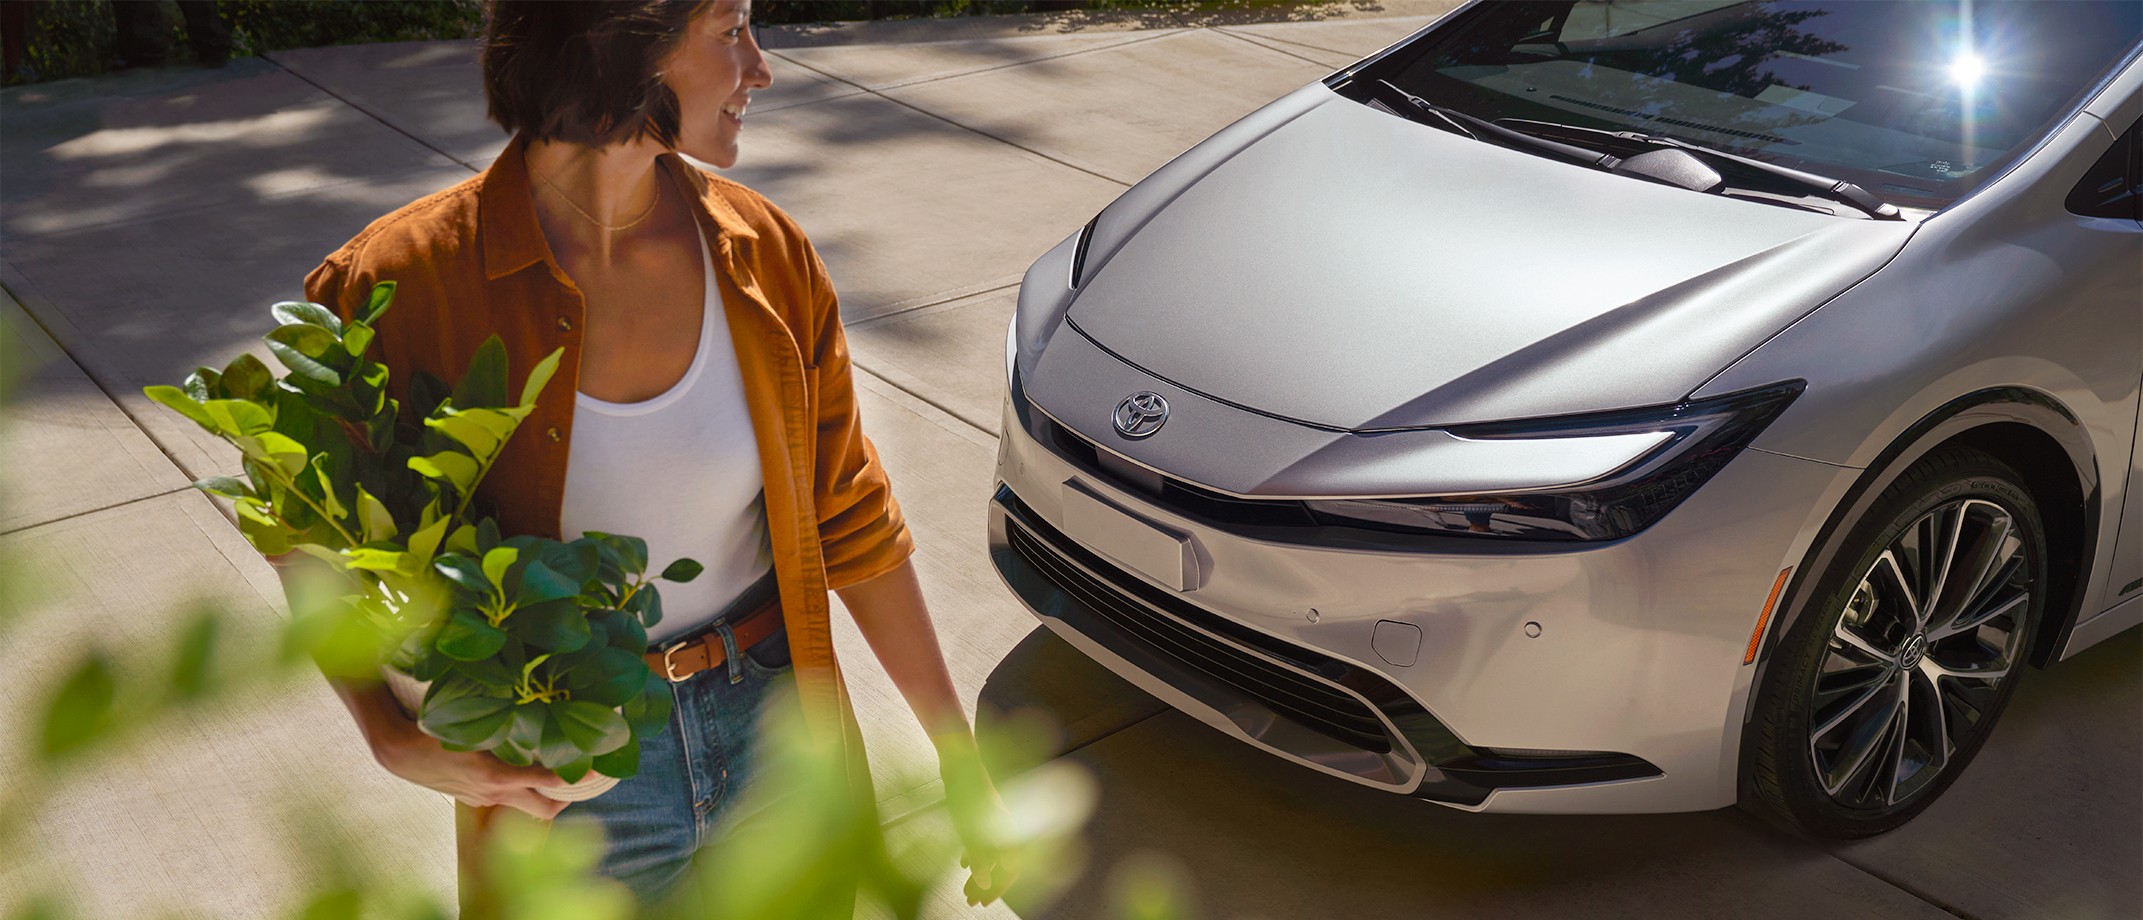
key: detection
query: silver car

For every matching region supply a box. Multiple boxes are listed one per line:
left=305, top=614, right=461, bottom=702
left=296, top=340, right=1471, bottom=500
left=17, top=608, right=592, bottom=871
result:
left=989, top=0, right=2142, bottom=837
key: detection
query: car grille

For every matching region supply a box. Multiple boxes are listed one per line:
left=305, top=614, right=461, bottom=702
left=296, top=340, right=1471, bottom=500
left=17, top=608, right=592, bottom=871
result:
left=1004, top=514, right=1396, bottom=754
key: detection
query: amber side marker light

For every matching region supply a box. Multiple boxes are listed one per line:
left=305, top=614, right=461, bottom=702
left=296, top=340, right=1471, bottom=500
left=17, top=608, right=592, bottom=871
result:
left=1745, top=567, right=1795, bottom=665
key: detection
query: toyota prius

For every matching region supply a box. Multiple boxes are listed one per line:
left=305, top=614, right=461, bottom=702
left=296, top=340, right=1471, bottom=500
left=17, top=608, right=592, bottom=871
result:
left=988, top=0, right=2142, bottom=837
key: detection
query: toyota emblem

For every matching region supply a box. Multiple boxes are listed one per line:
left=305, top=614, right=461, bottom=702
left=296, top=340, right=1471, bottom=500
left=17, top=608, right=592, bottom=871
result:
left=1112, top=391, right=1170, bottom=439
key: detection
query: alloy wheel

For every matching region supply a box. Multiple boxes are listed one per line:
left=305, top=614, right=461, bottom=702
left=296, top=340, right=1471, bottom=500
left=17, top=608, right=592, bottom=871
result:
left=1806, top=498, right=2032, bottom=810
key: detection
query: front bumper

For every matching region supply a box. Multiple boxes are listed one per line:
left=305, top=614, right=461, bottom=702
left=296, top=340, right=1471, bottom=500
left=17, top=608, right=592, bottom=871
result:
left=989, top=381, right=1847, bottom=813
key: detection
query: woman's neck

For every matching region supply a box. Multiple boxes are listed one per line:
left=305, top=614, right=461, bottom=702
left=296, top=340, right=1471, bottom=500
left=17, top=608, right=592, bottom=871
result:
left=525, top=138, right=671, bottom=265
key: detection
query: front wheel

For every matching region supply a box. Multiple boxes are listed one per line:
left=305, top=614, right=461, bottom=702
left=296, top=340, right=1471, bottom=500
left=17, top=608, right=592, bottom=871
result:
left=1744, top=447, right=2044, bottom=838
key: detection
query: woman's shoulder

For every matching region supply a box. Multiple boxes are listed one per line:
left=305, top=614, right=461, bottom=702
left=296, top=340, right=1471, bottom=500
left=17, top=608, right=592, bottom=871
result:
left=315, top=174, right=487, bottom=280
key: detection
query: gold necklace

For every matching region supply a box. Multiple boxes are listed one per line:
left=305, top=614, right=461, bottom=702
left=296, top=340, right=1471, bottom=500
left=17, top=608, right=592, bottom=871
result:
left=535, top=168, right=662, bottom=233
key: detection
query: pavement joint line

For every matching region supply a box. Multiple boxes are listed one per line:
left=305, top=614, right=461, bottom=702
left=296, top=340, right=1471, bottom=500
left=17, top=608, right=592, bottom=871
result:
left=1210, top=26, right=1351, bottom=68
left=1213, top=23, right=1386, bottom=60
left=791, top=26, right=1185, bottom=93
left=1824, top=852, right=1978, bottom=919
left=851, top=363, right=998, bottom=446
left=262, top=53, right=482, bottom=178
left=0, top=485, right=193, bottom=539
left=0, top=269, right=197, bottom=489
left=849, top=277, right=1022, bottom=330
left=765, top=48, right=1132, bottom=189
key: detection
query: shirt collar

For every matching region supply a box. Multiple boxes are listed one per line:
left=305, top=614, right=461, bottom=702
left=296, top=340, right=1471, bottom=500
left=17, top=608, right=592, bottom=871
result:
left=479, top=134, right=759, bottom=281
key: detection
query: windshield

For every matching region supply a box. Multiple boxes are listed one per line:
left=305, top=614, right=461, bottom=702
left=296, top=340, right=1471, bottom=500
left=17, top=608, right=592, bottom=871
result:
left=1348, top=1, right=2142, bottom=210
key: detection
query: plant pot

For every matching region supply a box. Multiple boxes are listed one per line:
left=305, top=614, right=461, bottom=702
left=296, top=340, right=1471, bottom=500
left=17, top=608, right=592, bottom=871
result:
left=379, top=666, right=621, bottom=802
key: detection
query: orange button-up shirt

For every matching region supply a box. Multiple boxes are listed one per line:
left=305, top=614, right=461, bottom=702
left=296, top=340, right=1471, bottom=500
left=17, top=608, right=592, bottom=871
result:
left=303, top=136, right=912, bottom=744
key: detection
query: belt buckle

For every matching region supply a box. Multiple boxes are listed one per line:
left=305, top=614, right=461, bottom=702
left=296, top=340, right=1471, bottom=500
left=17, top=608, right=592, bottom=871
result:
left=660, top=640, right=691, bottom=683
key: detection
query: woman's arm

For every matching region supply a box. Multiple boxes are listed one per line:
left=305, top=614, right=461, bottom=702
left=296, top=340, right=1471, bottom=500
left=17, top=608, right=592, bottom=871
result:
left=836, top=558, right=1015, bottom=905
left=272, top=558, right=567, bottom=818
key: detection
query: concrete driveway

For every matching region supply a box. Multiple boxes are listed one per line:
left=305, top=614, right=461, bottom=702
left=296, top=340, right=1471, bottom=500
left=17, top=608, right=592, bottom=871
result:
left=1, top=3, right=2134, bottom=917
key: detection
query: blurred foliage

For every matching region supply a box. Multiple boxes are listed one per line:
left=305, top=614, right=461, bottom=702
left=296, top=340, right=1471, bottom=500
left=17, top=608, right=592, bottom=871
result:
left=12, top=0, right=1322, bottom=83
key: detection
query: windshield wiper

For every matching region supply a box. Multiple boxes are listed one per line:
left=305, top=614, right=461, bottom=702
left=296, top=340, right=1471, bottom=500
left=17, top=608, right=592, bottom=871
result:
left=1374, top=81, right=1621, bottom=172
left=1495, top=118, right=1905, bottom=221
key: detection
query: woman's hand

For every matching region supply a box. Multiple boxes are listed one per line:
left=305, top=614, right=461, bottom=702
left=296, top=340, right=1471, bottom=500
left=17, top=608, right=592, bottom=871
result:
left=332, top=678, right=568, bottom=820
left=938, top=735, right=1019, bottom=906
left=369, top=712, right=571, bottom=820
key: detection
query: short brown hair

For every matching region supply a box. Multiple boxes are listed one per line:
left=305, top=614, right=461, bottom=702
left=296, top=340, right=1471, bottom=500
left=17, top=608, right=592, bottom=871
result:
left=482, top=0, right=714, bottom=149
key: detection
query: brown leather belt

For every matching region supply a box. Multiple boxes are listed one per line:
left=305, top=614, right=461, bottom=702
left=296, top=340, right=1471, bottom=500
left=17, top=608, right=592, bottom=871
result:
left=644, top=586, right=783, bottom=683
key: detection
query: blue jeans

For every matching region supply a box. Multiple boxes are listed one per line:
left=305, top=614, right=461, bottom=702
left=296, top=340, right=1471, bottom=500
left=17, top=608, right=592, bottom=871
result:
left=558, top=621, right=793, bottom=904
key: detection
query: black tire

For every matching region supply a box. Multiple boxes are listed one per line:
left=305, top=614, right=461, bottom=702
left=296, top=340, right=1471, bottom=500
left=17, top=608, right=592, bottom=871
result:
left=1744, top=446, right=2045, bottom=838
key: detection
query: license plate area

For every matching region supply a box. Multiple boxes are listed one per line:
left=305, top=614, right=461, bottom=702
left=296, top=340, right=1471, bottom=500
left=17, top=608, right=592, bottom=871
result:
left=1058, top=478, right=1200, bottom=591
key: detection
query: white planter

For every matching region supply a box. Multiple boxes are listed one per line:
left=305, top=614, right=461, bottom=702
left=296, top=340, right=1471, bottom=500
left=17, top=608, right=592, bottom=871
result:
left=380, top=666, right=621, bottom=803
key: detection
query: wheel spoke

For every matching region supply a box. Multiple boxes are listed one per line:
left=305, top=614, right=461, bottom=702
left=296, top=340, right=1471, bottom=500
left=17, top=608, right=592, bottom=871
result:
left=1932, top=589, right=2026, bottom=641
left=1883, top=674, right=1912, bottom=805
left=1927, top=504, right=2017, bottom=636
left=1832, top=623, right=1894, bottom=662
left=1910, top=666, right=1951, bottom=777
left=1920, top=655, right=2010, bottom=684
left=1918, top=504, right=1968, bottom=632
left=1870, top=551, right=1921, bottom=632
left=1817, top=671, right=1904, bottom=798
left=1812, top=664, right=1895, bottom=739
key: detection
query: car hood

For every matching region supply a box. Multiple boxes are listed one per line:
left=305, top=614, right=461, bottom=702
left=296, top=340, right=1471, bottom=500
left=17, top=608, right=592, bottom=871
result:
left=1065, top=87, right=1917, bottom=430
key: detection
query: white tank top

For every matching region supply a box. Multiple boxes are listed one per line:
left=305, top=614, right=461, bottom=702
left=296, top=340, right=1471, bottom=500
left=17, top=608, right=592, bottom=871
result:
left=560, top=222, right=772, bottom=644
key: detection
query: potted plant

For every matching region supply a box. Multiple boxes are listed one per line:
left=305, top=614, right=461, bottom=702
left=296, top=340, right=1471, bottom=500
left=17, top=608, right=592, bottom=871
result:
left=147, top=282, right=699, bottom=799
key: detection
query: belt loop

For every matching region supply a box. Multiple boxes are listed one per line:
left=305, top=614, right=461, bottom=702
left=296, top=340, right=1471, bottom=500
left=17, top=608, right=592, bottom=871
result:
left=716, top=620, right=744, bottom=685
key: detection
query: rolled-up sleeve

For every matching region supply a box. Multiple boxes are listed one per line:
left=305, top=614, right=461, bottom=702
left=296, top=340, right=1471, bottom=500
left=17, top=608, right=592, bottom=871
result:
left=801, top=240, right=915, bottom=590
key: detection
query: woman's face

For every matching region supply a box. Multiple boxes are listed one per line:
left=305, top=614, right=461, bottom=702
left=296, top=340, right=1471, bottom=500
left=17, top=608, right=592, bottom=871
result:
left=661, top=1, right=772, bottom=168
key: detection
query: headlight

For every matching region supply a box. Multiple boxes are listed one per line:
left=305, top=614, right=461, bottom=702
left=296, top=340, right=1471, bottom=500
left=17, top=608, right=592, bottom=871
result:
left=1012, top=215, right=1100, bottom=385
left=1303, top=381, right=1804, bottom=541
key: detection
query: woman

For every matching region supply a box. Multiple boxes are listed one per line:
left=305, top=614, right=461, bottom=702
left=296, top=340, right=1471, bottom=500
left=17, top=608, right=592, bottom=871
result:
left=296, top=0, right=1010, bottom=909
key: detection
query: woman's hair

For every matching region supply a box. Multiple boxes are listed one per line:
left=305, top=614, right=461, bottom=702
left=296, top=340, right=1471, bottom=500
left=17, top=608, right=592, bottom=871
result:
left=482, top=0, right=715, bottom=149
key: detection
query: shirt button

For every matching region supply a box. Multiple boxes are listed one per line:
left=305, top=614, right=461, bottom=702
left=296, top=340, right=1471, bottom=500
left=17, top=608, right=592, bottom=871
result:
left=556, top=316, right=573, bottom=331
left=546, top=427, right=562, bottom=442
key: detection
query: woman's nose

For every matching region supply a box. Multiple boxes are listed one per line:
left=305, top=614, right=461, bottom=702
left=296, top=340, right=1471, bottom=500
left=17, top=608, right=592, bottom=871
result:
left=744, top=30, right=774, bottom=89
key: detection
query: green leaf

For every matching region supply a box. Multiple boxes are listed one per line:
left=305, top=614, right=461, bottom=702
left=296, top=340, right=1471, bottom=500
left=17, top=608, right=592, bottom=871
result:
left=419, top=692, right=514, bottom=749
left=520, top=346, right=566, bottom=408
left=406, top=512, right=451, bottom=564
left=444, top=523, right=479, bottom=557
left=454, top=336, right=510, bottom=410
left=435, top=555, right=492, bottom=597
left=342, top=547, right=408, bottom=574
left=658, top=558, right=704, bottom=584
left=588, top=533, right=649, bottom=577
left=264, top=323, right=342, bottom=386
left=477, top=519, right=502, bottom=554
left=511, top=598, right=590, bottom=653
left=203, top=399, right=276, bottom=437
left=272, top=300, right=342, bottom=334
left=599, top=608, right=647, bottom=652
left=236, top=506, right=293, bottom=557
left=193, top=475, right=251, bottom=499
left=591, top=733, right=640, bottom=780
left=144, top=385, right=215, bottom=429
left=311, top=458, right=348, bottom=522
left=482, top=546, right=519, bottom=595
left=183, top=366, right=219, bottom=402
left=516, top=560, right=580, bottom=606
left=362, top=281, right=396, bottom=327
left=553, top=700, right=629, bottom=756
left=220, top=353, right=274, bottom=401
left=553, top=754, right=595, bottom=785
left=620, top=672, right=673, bottom=737
left=425, top=411, right=502, bottom=459
left=535, top=707, right=577, bottom=768
left=39, top=655, right=116, bottom=760
left=265, top=320, right=338, bottom=358
left=565, top=647, right=646, bottom=707
left=354, top=486, right=396, bottom=543
left=436, top=609, right=507, bottom=661
left=169, top=611, right=221, bottom=700
left=408, top=451, right=480, bottom=493
left=450, top=656, right=516, bottom=691
left=342, top=323, right=374, bottom=358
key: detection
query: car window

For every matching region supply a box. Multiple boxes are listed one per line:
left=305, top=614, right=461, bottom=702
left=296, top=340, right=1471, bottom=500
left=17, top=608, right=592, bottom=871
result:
left=1354, top=1, right=2143, bottom=211
left=2066, top=117, right=2139, bottom=221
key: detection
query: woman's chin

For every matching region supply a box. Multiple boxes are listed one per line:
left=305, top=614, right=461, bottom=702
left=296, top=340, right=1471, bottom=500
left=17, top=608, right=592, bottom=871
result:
left=679, top=138, right=741, bottom=169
